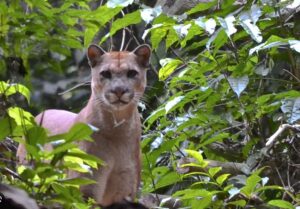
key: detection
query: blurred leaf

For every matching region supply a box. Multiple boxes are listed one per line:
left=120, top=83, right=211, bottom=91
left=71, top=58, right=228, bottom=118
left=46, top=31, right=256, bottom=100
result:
left=216, top=174, right=230, bottom=186
left=27, top=126, right=47, bottom=146
left=0, top=117, right=15, bottom=140
left=268, top=200, right=295, bottom=209
left=65, top=123, right=93, bottom=142
left=227, top=200, right=246, bottom=207
left=208, top=167, right=221, bottom=178
left=58, top=177, right=96, bottom=186
left=241, top=174, right=261, bottom=197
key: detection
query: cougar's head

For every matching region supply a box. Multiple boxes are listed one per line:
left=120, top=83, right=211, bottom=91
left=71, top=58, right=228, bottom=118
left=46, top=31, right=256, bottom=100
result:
left=87, top=44, right=151, bottom=110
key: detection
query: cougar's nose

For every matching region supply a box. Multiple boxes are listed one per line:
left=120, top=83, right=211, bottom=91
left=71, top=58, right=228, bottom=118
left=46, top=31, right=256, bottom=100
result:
left=111, top=86, right=129, bottom=98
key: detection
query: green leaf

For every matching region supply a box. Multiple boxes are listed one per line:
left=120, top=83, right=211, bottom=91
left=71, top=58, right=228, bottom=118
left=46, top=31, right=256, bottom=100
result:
left=241, top=174, right=261, bottom=197
left=166, top=28, right=179, bottom=48
left=199, top=133, right=229, bottom=147
left=227, top=200, right=246, bottom=207
left=159, top=58, right=183, bottom=81
left=86, top=5, right=122, bottom=26
left=27, top=126, right=47, bottom=146
left=65, top=123, right=93, bottom=142
left=208, top=167, right=222, bottom=178
left=185, top=149, right=208, bottom=167
left=67, top=151, right=104, bottom=165
left=58, top=177, right=96, bottom=186
left=7, top=107, right=34, bottom=126
left=216, top=173, right=230, bottom=186
left=102, top=10, right=142, bottom=43
left=0, top=117, right=15, bottom=140
left=54, top=143, right=79, bottom=155
left=19, top=168, right=36, bottom=180
left=268, top=200, right=295, bottom=209
left=51, top=182, right=78, bottom=202
left=4, top=83, right=31, bottom=103
left=144, top=107, right=165, bottom=129
left=154, top=171, right=181, bottom=191
left=150, top=25, right=169, bottom=50
left=173, top=189, right=210, bottom=199
left=84, top=23, right=98, bottom=48
left=186, top=0, right=217, bottom=15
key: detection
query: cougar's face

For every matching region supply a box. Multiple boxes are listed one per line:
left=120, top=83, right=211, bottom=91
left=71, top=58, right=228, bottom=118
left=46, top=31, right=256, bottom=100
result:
left=87, top=45, right=151, bottom=110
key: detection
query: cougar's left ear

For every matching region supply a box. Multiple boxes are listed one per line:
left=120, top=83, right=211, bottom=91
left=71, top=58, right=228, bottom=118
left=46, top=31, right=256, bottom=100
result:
left=132, top=44, right=151, bottom=68
left=87, top=44, right=106, bottom=68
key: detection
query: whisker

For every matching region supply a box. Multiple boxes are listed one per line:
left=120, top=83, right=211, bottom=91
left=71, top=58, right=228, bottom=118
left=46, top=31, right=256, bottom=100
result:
left=145, top=85, right=158, bottom=90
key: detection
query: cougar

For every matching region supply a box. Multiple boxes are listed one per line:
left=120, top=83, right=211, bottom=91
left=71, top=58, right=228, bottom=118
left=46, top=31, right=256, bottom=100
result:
left=17, top=44, right=151, bottom=206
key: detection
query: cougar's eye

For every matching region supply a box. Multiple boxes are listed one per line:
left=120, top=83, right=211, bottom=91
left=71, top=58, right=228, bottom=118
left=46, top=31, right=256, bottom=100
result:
left=127, top=70, right=138, bottom=78
left=100, top=71, right=112, bottom=79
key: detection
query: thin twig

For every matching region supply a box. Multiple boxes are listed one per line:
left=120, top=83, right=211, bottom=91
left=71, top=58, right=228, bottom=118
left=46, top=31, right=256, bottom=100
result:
left=119, top=10, right=126, bottom=51
left=58, top=81, right=91, bottom=95
left=266, top=124, right=300, bottom=147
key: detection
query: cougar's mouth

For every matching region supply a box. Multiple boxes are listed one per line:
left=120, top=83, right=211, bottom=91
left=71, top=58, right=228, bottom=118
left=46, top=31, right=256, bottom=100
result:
left=111, top=99, right=129, bottom=105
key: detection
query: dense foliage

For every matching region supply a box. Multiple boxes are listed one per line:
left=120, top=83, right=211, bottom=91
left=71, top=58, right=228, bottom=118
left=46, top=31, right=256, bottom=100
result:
left=0, top=0, right=300, bottom=208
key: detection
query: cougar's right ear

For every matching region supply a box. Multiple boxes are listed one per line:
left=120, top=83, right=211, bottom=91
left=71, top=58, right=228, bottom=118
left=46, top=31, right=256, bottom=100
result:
left=87, top=44, right=106, bottom=67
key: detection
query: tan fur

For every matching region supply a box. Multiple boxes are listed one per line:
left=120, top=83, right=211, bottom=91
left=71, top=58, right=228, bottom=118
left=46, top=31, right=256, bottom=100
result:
left=17, top=45, right=151, bottom=206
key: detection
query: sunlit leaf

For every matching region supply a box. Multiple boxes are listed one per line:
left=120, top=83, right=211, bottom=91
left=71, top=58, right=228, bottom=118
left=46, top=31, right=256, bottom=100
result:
left=173, top=24, right=191, bottom=38
left=208, top=167, right=221, bottom=178
left=165, top=96, right=185, bottom=114
left=195, top=17, right=216, bottom=35
left=281, top=98, right=300, bottom=124
left=239, top=5, right=262, bottom=43
left=216, top=174, right=230, bottom=186
left=141, top=6, right=162, bottom=24
left=107, top=0, right=134, bottom=8
left=289, top=40, right=300, bottom=53
left=159, top=58, right=183, bottom=81
left=7, top=107, right=34, bottom=126
left=218, top=15, right=237, bottom=37
left=185, top=149, right=208, bottom=167
left=4, top=83, right=30, bottom=103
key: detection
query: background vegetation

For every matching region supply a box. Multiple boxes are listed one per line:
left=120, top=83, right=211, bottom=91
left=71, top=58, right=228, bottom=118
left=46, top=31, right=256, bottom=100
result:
left=0, top=0, right=300, bottom=208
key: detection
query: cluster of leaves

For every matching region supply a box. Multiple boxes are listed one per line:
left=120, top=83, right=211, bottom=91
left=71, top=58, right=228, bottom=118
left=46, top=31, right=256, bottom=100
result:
left=0, top=81, right=102, bottom=208
left=1, top=0, right=300, bottom=208
left=140, top=0, right=300, bottom=208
